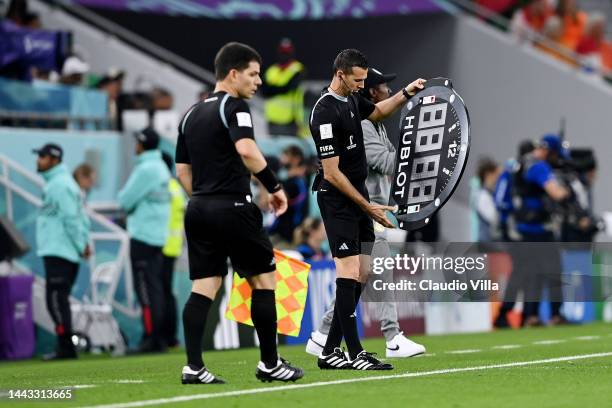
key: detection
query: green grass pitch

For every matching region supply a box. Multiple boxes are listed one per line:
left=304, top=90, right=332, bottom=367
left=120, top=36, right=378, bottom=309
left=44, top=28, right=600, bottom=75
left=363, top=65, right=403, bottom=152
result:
left=1, top=322, right=612, bottom=408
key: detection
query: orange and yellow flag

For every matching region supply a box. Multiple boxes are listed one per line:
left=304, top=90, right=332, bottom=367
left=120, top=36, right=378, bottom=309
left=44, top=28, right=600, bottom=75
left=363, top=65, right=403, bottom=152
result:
left=225, top=250, right=310, bottom=337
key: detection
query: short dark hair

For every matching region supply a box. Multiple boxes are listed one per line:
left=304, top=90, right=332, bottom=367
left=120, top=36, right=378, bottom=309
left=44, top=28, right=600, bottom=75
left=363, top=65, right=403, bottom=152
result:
left=73, top=163, right=94, bottom=180
left=518, top=140, right=535, bottom=157
left=332, top=49, right=368, bottom=76
left=214, top=42, right=262, bottom=81
left=477, top=157, right=499, bottom=184
left=282, top=145, right=304, bottom=164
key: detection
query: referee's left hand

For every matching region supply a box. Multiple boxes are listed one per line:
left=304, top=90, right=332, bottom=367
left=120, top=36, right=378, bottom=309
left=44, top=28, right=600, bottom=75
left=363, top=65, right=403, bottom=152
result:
left=367, top=204, right=396, bottom=228
left=405, top=78, right=427, bottom=96
left=269, top=189, right=288, bottom=216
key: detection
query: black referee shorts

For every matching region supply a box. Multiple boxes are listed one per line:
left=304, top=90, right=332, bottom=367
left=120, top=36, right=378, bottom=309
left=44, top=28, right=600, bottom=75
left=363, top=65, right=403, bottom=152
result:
left=184, top=195, right=276, bottom=280
left=317, top=181, right=375, bottom=258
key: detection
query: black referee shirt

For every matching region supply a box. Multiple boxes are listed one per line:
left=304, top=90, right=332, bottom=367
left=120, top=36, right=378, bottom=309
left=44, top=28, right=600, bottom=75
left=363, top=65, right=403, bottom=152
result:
left=309, top=89, right=376, bottom=187
left=175, top=91, right=255, bottom=196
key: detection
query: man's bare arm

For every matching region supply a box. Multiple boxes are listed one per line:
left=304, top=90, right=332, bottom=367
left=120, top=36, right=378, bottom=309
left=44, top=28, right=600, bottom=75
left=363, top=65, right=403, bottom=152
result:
left=368, top=78, right=426, bottom=122
left=176, top=163, right=193, bottom=197
left=544, top=180, right=570, bottom=202
left=235, top=138, right=287, bottom=216
left=234, top=138, right=267, bottom=173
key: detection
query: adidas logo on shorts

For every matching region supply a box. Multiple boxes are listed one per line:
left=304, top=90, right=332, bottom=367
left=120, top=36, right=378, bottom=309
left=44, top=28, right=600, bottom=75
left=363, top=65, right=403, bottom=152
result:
left=339, top=242, right=349, bottom=251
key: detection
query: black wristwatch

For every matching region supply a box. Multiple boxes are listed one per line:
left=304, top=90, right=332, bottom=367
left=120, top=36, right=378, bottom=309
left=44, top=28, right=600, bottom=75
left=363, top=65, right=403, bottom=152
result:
left=402, top=87, right=411, bottom=100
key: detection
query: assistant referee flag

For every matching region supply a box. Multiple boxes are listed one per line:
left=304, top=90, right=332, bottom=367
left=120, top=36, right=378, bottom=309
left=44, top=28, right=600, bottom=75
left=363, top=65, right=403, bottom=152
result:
left=225, top=250, right=310, bottom=336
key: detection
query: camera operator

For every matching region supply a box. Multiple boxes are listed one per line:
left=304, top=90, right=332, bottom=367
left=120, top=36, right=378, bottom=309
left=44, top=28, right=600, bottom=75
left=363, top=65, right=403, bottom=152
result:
left=493, top=140, right=534, bottom=328
left=554, top=149, right=600, bottom=243
left=513, top=134, right=570, bottom=326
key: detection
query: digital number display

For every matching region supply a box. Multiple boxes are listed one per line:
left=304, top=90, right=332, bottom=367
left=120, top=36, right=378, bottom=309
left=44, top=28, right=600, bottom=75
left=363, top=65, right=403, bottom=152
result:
left=391, top=78, right=470, bottom=231
left=394, top=101, right=458, bottom=205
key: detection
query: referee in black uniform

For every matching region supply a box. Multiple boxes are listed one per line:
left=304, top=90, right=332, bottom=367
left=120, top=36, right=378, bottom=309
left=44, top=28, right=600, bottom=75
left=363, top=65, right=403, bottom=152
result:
left=175, top=42, right=303, bottom=384
left=310, top=49, right=425, bottom=371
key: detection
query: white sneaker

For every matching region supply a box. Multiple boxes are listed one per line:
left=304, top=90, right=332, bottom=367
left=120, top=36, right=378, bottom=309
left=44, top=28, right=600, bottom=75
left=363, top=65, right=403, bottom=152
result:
left=305, top=330, right=327, bottom=356
left=385, top=332, right=426, bottom=358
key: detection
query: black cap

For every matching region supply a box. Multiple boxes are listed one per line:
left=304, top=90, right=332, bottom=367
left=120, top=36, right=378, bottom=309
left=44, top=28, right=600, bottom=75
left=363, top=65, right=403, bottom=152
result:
left=135, top=127, right=160, bottom=150
left=32, top=143, right=63, bottom=160
left=364, top=67, right=397, bottom=89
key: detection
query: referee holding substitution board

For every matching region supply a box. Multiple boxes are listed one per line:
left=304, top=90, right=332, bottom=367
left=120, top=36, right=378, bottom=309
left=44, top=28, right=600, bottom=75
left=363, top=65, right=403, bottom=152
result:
left=310, top=48, right=425, bottom=371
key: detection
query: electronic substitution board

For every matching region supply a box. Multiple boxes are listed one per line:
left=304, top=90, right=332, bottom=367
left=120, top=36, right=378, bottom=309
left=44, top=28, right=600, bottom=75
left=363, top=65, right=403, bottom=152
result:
left=391, top=77, right=470, bottom=231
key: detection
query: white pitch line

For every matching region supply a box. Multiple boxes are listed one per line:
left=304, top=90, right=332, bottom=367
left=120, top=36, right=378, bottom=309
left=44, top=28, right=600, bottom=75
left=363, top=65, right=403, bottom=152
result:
left=575, top=336, right=601, bottom=341
left=79, top=352, right=612, bottom=408
left=446, top=349, right=481, bottom=354
left=114, top=380, right=146, bottom=384
left=492, top=345, right=522, bottom=350
left=533, top=340, right=566, bottom=345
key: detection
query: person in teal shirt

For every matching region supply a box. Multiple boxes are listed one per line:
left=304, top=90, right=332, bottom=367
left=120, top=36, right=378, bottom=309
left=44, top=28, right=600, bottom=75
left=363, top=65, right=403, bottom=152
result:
left=118, top=127, right=170, bottom=352
left=34, top=143, right=90, bottom=360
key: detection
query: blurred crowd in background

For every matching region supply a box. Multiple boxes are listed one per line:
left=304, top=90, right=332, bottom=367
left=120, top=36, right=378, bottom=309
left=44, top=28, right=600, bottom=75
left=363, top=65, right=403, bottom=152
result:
left=6, top=0, right=612, bottom=134
left=480, top=0, right=612, bottom=75
left=1, top=0, right=177, bottom=130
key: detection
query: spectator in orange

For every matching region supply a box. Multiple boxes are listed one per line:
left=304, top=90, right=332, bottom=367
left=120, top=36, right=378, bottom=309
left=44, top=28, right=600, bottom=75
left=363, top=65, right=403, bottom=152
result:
left=600, top=42, right=612, bottom=76
left=536, top=16, right=576, bottom=65
left=555, top=0, right=587, bottom=51
left=510, top=0, right=554, bottom=42
left=576, top=13, right=605, bottom=56
left=576, top=13, right=607, bottom=72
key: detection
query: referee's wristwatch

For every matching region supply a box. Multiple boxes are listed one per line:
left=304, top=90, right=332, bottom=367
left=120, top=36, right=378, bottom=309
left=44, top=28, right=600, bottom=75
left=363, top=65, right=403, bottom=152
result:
left=402, top=87, right=412, bottom=100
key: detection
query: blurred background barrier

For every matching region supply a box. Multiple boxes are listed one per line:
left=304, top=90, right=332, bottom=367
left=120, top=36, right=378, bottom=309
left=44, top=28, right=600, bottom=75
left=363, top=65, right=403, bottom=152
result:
left=0, top=77, right=109, bottom=129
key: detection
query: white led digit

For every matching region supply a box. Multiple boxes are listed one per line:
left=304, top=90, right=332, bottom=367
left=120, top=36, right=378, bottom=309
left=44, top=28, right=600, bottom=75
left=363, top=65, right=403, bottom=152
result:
left=415, top=127, right=444, bottom=153
left=418, top=103, right=447, bottom=129
left=411, top=155, right=440, bottom=180
left=407, top=178, right=437, bottom=204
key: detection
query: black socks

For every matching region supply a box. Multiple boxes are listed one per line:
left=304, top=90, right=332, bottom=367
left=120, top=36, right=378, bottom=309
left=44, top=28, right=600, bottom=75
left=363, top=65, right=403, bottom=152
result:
left=184, top=289, right=279, bottom=370
left=355, top=281, right=362, bottom=304
left=322, top=278, right=364, bottom=360
left=323, top=306, right=343, bottom=356
left=251, top=289, right=279, bottom=369
left=182, top=292, right=212, bottom=370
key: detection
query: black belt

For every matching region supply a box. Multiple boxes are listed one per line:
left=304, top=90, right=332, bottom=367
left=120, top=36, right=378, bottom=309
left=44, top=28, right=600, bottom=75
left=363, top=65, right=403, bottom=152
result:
left=192, top=193, right=252, bottom=202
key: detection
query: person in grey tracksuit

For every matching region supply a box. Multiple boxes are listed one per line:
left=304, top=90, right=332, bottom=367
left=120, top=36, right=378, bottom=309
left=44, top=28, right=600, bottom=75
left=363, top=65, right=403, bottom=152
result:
left=309, top=67, right=425, bottom=357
